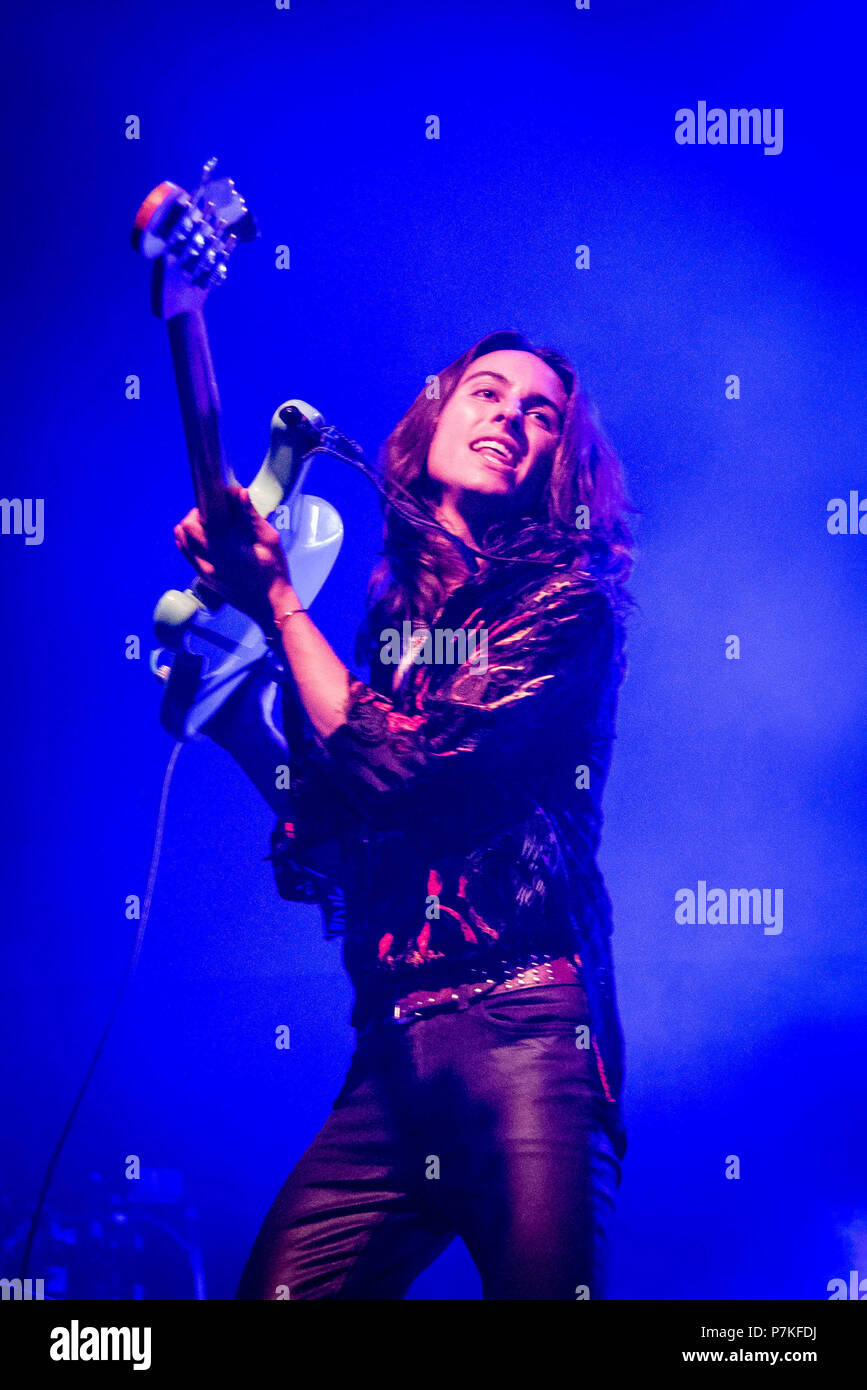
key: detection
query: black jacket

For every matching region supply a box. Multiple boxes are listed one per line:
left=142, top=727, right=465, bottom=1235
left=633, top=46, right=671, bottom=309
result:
left=268, top=531, right=629, bottom=1159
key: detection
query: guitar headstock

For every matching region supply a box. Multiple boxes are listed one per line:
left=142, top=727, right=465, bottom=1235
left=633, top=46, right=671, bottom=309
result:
left=131, top=157, right=258, bottom=319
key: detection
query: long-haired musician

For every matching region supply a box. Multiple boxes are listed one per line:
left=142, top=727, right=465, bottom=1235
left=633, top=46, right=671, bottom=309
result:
left=173, top=329, right=635, bottom=1300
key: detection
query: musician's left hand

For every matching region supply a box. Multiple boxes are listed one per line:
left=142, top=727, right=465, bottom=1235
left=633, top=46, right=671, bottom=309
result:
left=173, top=485, right=290, bottom=629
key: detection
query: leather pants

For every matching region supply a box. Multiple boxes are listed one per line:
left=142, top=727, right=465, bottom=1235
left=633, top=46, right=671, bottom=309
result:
left=236, top=982, right=622, bottom=1300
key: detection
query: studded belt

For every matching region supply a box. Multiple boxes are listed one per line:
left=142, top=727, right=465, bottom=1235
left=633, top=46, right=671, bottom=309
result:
left=389, top=953, right=583, bottom=1023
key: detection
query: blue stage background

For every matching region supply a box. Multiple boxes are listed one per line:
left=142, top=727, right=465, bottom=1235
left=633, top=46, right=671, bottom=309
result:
left=2, top=0, right=865, bottom=1299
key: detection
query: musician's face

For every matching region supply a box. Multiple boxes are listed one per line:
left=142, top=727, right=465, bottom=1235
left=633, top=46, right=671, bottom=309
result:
left=427, top=350, right=567, bottom=512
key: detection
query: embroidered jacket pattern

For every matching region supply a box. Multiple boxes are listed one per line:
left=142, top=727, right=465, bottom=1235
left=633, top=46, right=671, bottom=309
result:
left=267, top=534, right=629, bottom=1160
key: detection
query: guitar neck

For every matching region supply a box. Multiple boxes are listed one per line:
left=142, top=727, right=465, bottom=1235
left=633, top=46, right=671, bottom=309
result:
left=166, top=309, right=236, bottom=529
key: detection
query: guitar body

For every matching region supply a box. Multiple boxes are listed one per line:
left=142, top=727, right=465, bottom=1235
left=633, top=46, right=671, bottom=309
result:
left=132, top=160, right=344, bottom=741
left=152, top=486, right=342, bottom=741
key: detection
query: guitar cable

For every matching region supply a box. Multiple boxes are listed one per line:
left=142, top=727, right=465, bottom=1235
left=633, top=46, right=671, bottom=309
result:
left=309, top=427, right=562, bottom=570
left=19, top=739, right=185, bottom=1281
left=20, top=422, right=563, bottom=1281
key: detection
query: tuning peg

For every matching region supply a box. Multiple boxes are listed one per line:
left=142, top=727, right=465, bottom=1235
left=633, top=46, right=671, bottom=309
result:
left=232, top=209, right=259, bottom=243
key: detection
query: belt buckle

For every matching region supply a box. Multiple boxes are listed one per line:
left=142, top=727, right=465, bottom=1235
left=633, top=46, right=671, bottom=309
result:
left=392, top=997, right=421, bottom=1024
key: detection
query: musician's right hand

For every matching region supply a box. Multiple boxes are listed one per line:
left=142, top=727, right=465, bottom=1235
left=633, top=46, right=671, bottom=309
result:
left=173, top=485, right=290, bottom=629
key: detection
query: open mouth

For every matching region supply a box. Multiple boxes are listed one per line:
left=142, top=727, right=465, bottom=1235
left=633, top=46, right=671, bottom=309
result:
left=471, top=441, right=517, bottom=468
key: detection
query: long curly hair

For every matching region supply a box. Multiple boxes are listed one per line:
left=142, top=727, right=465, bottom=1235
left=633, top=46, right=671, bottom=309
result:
left=358, top=329, right=638, bottom=667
